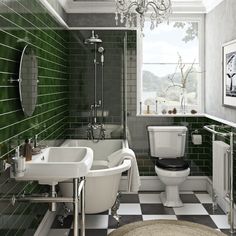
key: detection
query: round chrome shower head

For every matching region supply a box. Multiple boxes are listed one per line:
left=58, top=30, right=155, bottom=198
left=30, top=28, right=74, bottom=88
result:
left=84, top=30, right=102, bottom=44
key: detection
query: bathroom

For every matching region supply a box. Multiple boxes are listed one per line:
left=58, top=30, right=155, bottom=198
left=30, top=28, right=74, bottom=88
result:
left=0, top=0, right=236, bottom=235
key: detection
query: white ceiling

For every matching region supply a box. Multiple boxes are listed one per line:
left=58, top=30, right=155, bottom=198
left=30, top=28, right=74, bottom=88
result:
left=58, top=0, right=224, bottom=14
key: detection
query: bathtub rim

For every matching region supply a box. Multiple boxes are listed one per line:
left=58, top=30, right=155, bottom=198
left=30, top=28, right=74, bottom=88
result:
left=88, top=159, right=131, bottom=177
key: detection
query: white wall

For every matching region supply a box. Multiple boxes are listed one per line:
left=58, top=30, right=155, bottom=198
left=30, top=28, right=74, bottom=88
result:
left=205, top=0, right=236, bottom=122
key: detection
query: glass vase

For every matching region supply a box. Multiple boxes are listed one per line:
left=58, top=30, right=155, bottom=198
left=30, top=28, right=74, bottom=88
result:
left=180, top=88, right=187, bottom=114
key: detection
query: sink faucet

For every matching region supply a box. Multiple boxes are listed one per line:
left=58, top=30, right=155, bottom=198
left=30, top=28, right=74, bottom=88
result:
left=33, top=134, right=38, bottom=148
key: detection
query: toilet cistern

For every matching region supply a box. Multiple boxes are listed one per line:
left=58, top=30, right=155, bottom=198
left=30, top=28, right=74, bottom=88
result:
left=148, top=126, right=190, bottom=207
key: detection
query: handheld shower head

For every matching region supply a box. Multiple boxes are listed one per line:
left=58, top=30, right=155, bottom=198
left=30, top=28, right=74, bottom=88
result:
left=98, top=47, right=105, bottom=54
left=98, top=47, right=105, bottom=64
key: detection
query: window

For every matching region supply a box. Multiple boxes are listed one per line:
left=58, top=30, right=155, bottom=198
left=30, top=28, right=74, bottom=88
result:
left=137, top=17, right=203, bottom=115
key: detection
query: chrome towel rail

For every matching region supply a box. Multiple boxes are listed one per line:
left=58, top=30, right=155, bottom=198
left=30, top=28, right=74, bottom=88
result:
left=204, top=124, right=235, bottom=234
left=203, top=125, right=231, bottom=137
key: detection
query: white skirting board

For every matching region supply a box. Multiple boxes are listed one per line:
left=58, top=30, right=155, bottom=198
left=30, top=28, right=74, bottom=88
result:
left=119, top=176, right=212, bottom=192
left=34, top=209, right=59, bottom=236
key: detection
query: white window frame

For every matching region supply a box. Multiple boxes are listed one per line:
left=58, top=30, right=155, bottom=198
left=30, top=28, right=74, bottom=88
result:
left=136, top=14, right=205, bottom=116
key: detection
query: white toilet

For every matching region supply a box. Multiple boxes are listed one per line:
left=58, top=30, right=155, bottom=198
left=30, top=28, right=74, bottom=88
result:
left=148, top=126, right=190, bottom=207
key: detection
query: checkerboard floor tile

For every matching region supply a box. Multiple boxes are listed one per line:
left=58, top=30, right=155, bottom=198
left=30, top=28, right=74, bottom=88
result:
left=48, top=192, right=234, bottom=236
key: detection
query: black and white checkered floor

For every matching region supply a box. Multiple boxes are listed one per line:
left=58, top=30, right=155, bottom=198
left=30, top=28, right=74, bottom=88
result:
left=48, top=192, right=235, bottom=236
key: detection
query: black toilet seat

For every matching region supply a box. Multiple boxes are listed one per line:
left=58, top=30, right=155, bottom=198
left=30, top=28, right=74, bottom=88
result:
left=156, top=158, right=189, bottom=171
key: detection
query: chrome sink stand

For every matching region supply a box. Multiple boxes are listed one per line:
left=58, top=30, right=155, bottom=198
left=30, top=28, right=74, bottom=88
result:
left=73, top=177, right=85, bottom=236
left=8, top=177, right=86, bottom=236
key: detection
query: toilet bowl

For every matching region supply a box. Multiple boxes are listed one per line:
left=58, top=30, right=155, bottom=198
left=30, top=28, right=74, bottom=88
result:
left=155, top=165, right=190, bottom=207
left=148, top=126, right=190, bottom=207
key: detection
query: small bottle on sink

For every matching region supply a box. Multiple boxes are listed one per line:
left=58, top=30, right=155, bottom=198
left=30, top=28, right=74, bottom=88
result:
left=23, top=139, right=32, bottom=161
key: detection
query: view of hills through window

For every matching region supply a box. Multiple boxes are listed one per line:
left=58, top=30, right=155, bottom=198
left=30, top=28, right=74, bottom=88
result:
left=141, top=21, right=200, bottom=114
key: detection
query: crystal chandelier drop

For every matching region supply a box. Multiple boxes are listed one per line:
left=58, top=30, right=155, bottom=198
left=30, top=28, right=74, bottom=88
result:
left=115, top=0, right=172, bottom=31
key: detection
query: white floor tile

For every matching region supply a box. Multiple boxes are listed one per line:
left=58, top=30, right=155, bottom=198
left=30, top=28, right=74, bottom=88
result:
left=195, top=193, right=212, bottom=203
left=139, top=194, right=161, bottom=204
left=173, top=204, right=208, bottom=215
left=47, top=229, right=70, bottom=236
left=142, top=215, right=177, bottom=221
left=107, top=229, right=115, bottom=234
left=117, top=203, right=142, bottom=215
left=210, top=215, right=231, bottom=229
left=84, top=215, right=108, bottom=229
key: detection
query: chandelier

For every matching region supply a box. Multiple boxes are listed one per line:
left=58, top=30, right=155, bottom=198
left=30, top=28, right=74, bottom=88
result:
left=115, top=0, right=172, bottom=31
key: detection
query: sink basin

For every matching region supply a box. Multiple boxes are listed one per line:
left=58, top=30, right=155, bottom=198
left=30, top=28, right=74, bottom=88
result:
left=13, top=147, right=93, bottom=185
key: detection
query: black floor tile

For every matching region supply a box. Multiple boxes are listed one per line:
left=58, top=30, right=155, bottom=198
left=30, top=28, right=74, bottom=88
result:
left=180, top=194, right=201, bottom=203
left=69, top=229, right=107, bottom=236
left=51, top=214, right=73, bottom=228
left=177, top=215, right=217, bottom=228
left=120, top=193, right=139, bottom=203
left=49, top=192, right=229, bottom=235
left=138, top=191, right=161, bottom=194
left=141, top=204, right=175, bottom=215
left=203, top=204, right=225, bottom=215
left=108, top=215, right=142, bottom=229
left=87, top=210, right=109, bottom=215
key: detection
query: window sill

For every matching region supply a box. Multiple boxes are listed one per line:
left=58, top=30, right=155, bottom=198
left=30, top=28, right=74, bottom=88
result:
left=136, top=113, right=205, bottom=118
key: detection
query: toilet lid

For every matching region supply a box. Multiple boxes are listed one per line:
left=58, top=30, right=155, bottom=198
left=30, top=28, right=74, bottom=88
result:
left=156, top=158, right=189, bottom=171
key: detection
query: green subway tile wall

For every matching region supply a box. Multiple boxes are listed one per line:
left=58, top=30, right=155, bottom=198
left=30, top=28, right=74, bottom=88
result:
left=0, top=0, right=69, bottom=234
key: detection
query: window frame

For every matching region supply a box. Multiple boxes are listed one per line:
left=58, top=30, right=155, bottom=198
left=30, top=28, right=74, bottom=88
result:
left=136, top=14, right=205, bottom=116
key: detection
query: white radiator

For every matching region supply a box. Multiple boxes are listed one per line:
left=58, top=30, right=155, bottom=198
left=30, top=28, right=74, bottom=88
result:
left=213, top=140, right=230, bottom=210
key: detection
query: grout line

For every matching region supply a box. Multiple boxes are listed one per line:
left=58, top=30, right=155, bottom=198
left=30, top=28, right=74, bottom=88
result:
left=1, top=1, right=67, bottom=50
left=0, top=57, right=17, bottom=63
left=38, top=84, right=67, bottom=87
left=41, top=122, right=67, bottom=141
left=16, top=0, right=67, bottom=43
left=36, top=56, right=67, bottom=69
left=37, top=91, right=68, bottom=97
left=0, top=42, right=21, bottom=52
left=0, top=104, right=67, bottom=133
left=1, top=184, right=39, bottom=231
left=0, top=112, right=67, bottom=159
left=38, top=75, right=67, bottom=81
left=0, top=7, right=68, bottom=56
left=38, top=66, right=68, bottom=74
left=0, top=109, right=22, bottom=117
left=0, top=28, right=67, bottom=63
left=36, top=114, right=67, bottom=136
left=14, top=203, right=45, bottom=235
left=36, top=98, right=68, bottom=107
left=0, top=71, right=16, bottom=75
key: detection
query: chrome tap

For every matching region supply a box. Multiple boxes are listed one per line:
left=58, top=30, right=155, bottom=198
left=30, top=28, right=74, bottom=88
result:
left=33, top=134, right=38, bottom=148
left=100, top=125, right=106, bottom=140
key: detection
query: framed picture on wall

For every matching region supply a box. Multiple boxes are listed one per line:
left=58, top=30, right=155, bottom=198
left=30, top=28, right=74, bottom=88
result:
left=222, top=39, right=236, bottom=107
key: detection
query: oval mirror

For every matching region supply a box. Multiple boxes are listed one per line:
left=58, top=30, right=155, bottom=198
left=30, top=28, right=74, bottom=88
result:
left=19, top=45, right=38, bottom=117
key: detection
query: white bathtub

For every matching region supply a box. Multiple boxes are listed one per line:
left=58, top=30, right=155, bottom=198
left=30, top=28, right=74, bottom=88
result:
left=59, top=139, right=132, bottom=214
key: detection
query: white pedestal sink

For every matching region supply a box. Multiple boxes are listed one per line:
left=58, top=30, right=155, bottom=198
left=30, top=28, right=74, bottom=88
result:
left=12, top=146, right=93, bottom=236
left=14, top=147, right=93, bottom=185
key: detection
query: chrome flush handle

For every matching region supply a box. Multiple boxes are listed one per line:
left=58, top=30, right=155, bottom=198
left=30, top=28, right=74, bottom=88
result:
left=178, top=133, right=186, bottom=136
